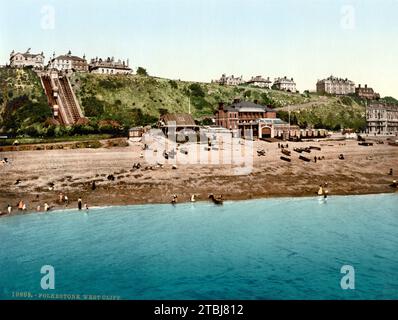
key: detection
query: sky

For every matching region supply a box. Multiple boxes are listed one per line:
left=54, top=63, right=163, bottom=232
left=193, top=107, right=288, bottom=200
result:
left=1, top=0, right=397, bottom=97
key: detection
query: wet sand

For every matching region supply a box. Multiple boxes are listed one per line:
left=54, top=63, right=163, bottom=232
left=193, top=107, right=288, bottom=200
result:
left=1, top=138, right=397, bottom=216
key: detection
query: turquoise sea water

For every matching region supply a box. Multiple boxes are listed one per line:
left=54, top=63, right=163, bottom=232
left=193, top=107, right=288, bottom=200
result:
left=0, top=194, right=397, bottom=300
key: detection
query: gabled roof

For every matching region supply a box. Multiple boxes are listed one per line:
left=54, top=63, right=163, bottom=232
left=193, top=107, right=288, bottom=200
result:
left=160, top=113, right=197, bottom=127
left=52, top=55, right=86, bottom=62
left=11, top=52, right=44, bottom=59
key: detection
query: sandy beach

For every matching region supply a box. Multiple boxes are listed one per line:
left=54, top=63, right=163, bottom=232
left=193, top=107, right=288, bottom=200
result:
left=1, top=137, right=397, bottom=216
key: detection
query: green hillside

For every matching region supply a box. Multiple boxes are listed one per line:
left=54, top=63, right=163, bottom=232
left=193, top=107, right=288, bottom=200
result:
left=0, top=67, right=51, bottom=135
left=0, top=67, right=373, bottom=138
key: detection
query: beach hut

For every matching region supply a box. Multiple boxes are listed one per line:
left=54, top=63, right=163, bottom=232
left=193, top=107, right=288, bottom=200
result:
left=129, top=127, right=144, bottom=138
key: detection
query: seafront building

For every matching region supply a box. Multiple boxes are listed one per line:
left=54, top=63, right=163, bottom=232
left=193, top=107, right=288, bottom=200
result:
left=273, top=76, right=296, bottom=92
left=89, top=57, right=132, bottom=75
left=9, top=49, right=45, bottom=69
left=215, top=99, right=276, bottom=137
left=316, top=76, right=355, bottom=95
left=366, top=102, right=398, bottom=135
left=48, top=51, right=88, bottom=72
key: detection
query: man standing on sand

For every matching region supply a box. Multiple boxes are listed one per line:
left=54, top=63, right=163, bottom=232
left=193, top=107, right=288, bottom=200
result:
left=7, top=204, right=12, bottom=214
left=78, top=197, right=82, bottom=210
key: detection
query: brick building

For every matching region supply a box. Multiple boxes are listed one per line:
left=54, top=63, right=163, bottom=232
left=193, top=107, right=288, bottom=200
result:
left=355, top=84, right=380, bottom=100
left=215, top=99, right=276, bottom=138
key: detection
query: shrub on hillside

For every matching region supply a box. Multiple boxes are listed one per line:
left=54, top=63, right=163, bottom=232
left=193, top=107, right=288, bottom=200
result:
left=188, top=83, right=205, bottom=97
left=82, top=96, right=105, bottom=117
left=137, top=67, right=148, bottom=76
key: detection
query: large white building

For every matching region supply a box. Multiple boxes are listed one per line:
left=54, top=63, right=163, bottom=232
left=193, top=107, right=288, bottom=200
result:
left=273, top=76, right=296, bottom=92
left=246, top=76, right=272, bottom=88
left=89, top=57, right=132, bottom=75
left=48, top=51, right=88, bottom=72
left=316, top=76, right=355, bottom=95
left=9, top=49, right=45, bottom=69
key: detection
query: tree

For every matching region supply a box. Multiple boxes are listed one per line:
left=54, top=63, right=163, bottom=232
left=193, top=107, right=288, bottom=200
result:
left=136, top=67, right=148, bottom=76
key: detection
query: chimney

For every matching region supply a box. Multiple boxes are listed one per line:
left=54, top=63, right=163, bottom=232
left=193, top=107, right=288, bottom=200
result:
left=233, top=98, right=240, bottom=104
left=365, top=84, right=368, bottom=88
left=358, top=84, right=361, bottom=88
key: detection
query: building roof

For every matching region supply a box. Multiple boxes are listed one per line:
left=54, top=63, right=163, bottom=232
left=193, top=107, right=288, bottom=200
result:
left=274, top=77, right=296, bottom=85
left=223, top=100, right=274, bottom=113
left=246, top=76, right=271, bottom=84
left=90, top=65, right=132, bottom=71
left=52, top=55, right=86, bottom=62
left=10, top=51, right=44, bottom=59
left=259, top=118, right=287, bottom=125
left=159, top=113, right=197, bottom=127
left=318, top=75, right=354, bottom=84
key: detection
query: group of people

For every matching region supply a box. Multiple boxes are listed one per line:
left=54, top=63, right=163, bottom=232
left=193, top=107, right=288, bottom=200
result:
left=3, top=195, right=89, bottom=216
left=5, top=200, right=51, bottom=215
left=172, top=194, right=199, bottom=205
left=278, top=143, right=289, bottom=149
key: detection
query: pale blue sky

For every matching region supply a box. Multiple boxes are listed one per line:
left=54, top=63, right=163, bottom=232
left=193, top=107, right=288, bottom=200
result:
left=1, top=0, right=397, bottom=97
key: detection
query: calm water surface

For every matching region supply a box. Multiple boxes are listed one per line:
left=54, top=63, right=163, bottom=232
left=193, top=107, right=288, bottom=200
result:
left=0, top=193, right=397, bottom=300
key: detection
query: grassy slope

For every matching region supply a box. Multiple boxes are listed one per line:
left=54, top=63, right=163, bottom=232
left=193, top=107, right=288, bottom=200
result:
left=71, top=73, right=312, bottom=119
left=0, top=67, right=46, bottom=113
left=71, top=72, right=366, bottom=130
left=0, top=68, right=367, bottom=133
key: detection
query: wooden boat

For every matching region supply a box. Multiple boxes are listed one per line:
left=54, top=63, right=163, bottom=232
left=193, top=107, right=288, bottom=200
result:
left=293, top=147, right=303, bottom=153
left=302, top=147, right=311, bottom=153
left=299, top=155, right=311, bottom=162
left=309, top=146, right=321, bottom=151
left=280, top=156, right=291, bottom=162
left=209, top=194, right=223, bottom=205
left=281, top=149, right=291, bottom=156
left=257, top=149, right=266, bottom=156
left=358, top=142, right=373, bottom=146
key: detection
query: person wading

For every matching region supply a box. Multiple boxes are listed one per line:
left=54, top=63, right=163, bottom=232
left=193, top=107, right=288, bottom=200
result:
left=78, top=197, right=82, bottom=210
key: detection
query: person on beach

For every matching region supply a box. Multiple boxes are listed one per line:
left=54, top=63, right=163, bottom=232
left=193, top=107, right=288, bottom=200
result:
left=18, top=200, right=24, bottom=210
left=44, top=203, right=50, bottom=211
left=78, top=197, right=82, bottom=210
left=64, top=195, right=69, bottom=206
left=171, top=195, right=178, bottom=205
left=37, top=205, right=41, bottom=212
left=318, top=185, right=323, bottom=196
left=59, top=192, right=64, bottom=203
left=91, top=181, right=96, bottom=191
left=389, top=168, right=393, bottom=176
left=22, top=203, right=27, bottom=211
left=191, top=194, right=196, bottom=202
left=7, top=204, right=12, bottom=214
left=84, top=203, right=89, bottom=210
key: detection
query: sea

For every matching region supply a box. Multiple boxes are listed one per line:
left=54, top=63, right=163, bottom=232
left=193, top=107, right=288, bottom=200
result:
left=0, top=193, right=397, bottom=300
